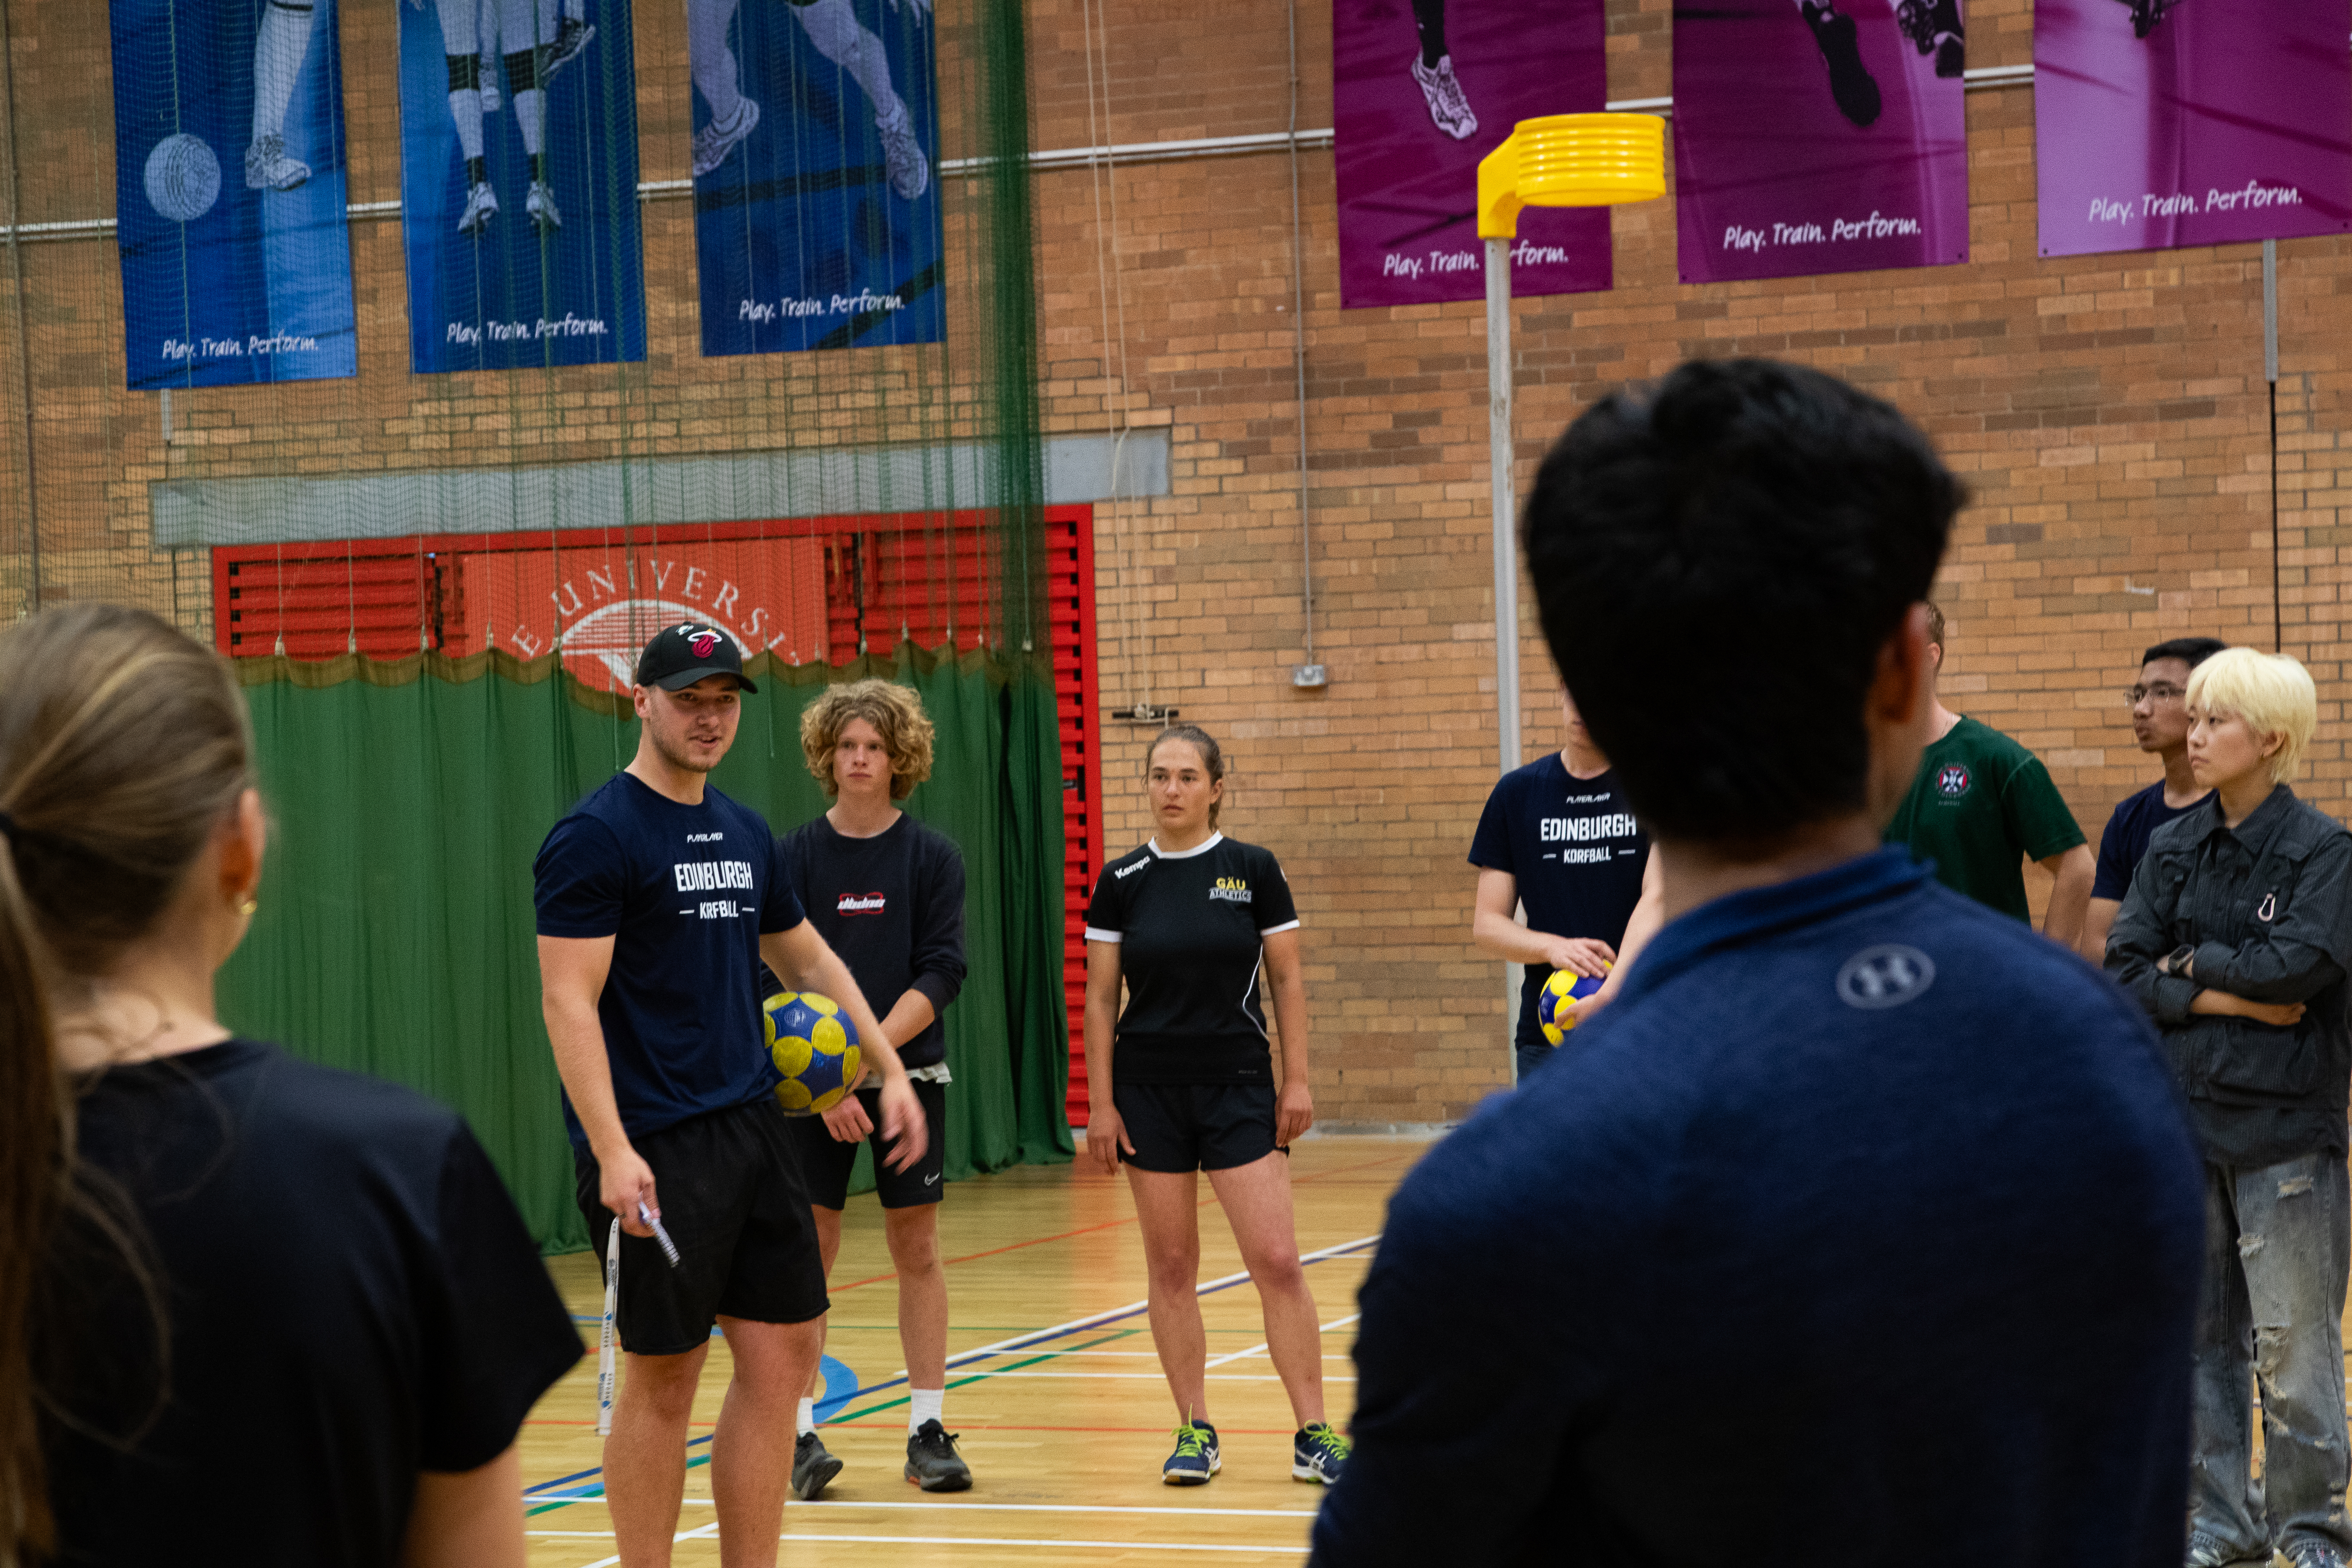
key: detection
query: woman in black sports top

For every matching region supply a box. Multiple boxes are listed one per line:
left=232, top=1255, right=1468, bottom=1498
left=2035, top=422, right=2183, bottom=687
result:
left=1082, top=724, right=1350, bottom=1490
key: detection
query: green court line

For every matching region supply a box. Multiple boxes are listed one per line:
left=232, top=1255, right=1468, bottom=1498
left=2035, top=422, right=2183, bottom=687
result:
left=820, top=1329, right=1142, bottom=1425
left=525, top=1328, right=1145, bottom=1516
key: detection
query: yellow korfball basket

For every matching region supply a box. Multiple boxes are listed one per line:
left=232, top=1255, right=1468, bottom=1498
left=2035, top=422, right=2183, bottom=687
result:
left=1477, top=113, right=1667, bottom=239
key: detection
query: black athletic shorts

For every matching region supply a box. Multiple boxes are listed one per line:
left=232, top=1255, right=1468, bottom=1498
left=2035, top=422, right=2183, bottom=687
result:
left=1113, top=1081, right=1283, bottom=1173
left=575, top=1096, right=829, bottom=1355
left=784, top=1078, right=948, bottom=1210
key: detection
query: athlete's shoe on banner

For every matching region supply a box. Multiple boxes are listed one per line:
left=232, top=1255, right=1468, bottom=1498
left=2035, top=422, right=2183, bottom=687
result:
left=541, top=16, right=596, bottom=80
left=1800, top=1, right=1881, bottom=127
left=904, top=1420, right=973, bottom=1492
left=527, top=180, right=564, bottom=231
left=1162, top=1420, right=1219, bottom=1485
left=1292, top=1422, right=1351, bottom=1486
left=1896, top=0, right=1964, bottom=77
left=1409, top=54, right=1476, bottom=141
left=791, top=1430, right=843, bottom=1501
left=457, top=180, right=499, bottom=235
left=244, top=132, right=311, bottom=192
left=878, top=106, right=928, bottom=200
left=2120, top=0, right=2186, bottom=39
left=693, top=98, right=761, bottom=178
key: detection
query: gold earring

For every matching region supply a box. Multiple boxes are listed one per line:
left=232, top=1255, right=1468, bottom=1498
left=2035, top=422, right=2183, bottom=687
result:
left=237, top=896, right=258, bottom=917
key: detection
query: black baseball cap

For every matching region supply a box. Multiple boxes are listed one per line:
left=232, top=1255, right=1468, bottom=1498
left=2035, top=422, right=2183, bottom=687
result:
left=635, top=622, right=758, bottom=693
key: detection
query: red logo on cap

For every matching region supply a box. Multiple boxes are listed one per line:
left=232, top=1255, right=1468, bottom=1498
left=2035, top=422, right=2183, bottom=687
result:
left=687, top=630, right=721, bottom=658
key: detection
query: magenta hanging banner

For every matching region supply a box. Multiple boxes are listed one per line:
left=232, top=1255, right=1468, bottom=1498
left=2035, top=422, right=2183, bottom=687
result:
left=2034, top=0, right=2352, bottom=260
left=1332, top=0, right=1611, bottom=309
left=1674, top=0, right=1969, bottom=285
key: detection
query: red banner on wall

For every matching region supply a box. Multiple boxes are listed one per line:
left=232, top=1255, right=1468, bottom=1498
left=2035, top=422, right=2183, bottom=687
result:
left=439, top=538, right=829, bottom=691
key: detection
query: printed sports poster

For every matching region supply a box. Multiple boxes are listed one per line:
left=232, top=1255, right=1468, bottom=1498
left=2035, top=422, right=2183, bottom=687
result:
left=397, top=0, right=647, bottom=372
left=687, top=0, right=945, bottom=353
left=109, top=0, right=359, bottom=389
left=1674, top=0, right=1969, bottom=285
left=2034, top=0, right=2352, bottom=259
left=1332, top=0, right=1611, bottom=309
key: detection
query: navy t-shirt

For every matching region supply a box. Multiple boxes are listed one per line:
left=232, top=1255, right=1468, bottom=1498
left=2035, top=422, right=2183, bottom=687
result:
left=2092, top=779, right=2208, bottom=900
left=1467, top=753, right=1650, bottom=1050
left=1313, top=850, right=2203, bottom=1568
left=534, top=773, right=806, bottom=1145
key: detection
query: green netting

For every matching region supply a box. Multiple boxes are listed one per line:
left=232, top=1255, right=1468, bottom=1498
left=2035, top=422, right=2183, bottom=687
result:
left=217, top=642, right=1072, bottom=1252
left=0, top=0, right=1068, bottom=1220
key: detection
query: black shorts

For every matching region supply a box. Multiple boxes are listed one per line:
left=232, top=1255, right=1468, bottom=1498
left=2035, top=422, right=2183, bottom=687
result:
left=784, top=1078, right=948, bottom=1210
left=575, top=1096, right=830, bottom=1356
left=1114, top=1081, right=1283, bottom=1173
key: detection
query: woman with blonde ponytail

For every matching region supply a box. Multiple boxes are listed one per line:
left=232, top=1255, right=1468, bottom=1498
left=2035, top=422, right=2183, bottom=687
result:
left=2, top=605, right=580, bottom=1568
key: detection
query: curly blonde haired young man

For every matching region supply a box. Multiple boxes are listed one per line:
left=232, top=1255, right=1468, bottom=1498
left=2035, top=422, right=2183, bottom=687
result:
left=773, top=679, right=973, bottom=1497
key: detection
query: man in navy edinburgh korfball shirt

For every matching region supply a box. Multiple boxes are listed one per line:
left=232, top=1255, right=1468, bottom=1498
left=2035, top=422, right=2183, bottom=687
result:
left=1470, top=689, right=1661, bottom=1081
left=1312, top=360, right=2202, bottom=1567
left=534, top=622, right=928, bottom=1568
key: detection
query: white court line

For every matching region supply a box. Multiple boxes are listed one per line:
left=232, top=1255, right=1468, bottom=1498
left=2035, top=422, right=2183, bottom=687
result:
left=575, top=1521, right=716, bottom=1568
left=1203, top=1312, right=1362, bottom=1370
left=913, top=1370, right=1356, bottom=1382
left=542, top=1498, right=1318, bottom=1520
left=568, top=1532, right=1301, bottom=1556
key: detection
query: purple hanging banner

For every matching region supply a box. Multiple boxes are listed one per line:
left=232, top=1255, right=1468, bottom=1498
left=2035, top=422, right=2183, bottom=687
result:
left=1332, top=0, right=1610, bottom=309
left=1674, top=0, right=1969, bottom=285
left=2034, top=0, right=2352, bottom=260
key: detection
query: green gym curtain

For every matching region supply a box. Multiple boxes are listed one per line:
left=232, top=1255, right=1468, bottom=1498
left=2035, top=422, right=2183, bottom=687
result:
left=216, top=645, right=1073, bottom=1252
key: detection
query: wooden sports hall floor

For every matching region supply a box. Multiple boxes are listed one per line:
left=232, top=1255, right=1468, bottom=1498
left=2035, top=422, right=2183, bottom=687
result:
left=520, top=1136, right=1430, bottom=1566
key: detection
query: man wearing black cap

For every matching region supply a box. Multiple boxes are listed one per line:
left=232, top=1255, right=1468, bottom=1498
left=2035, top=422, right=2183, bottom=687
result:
left=534, top=622, right=928, bottom=1568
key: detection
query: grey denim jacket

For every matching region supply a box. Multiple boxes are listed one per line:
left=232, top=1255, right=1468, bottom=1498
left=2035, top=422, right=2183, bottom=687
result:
left=2106, top=784, right=2352, bottom=1166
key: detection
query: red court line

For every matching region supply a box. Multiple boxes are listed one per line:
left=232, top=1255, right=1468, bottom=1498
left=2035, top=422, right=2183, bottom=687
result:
left=832, top=1153, right=1410, bottom=1294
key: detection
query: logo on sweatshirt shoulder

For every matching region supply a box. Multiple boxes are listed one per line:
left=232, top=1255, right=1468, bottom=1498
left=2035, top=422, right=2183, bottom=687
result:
left=1115, top=858, right=1151, bottom=879
left=1935, top=764, right=1972, bottom=798
left=838, top=892, right=885, bottom=916
left=1836, top=945, right=1936, bottom=1010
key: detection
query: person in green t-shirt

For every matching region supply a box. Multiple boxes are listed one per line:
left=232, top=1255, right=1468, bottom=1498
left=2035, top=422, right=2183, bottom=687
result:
left=1884, top=604, right=2093, bottom=943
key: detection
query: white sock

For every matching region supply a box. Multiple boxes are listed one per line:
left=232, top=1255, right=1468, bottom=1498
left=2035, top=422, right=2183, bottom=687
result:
left=513, top=86, right=545, bottom=156
left=908, top=1387, right=943, bottom=1433
left=447, top=89, right=485, bottom=161
left=251, top=1, right=315, bottom=144
left=796, top=1397, right=817, bottom=1438
left=793, top=0, right=905, bottom=127
left=690, top=0, right=746, bottom=125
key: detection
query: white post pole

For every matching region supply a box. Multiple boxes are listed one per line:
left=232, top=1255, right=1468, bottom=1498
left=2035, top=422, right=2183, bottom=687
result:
left=1485, top=235, right=1522, bottom=778
left=1485, top=233, right=1524, bottom=1078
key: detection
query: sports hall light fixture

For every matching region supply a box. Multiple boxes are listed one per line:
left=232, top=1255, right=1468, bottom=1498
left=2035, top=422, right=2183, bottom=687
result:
left=1476, top=114, right=1665, bottom=779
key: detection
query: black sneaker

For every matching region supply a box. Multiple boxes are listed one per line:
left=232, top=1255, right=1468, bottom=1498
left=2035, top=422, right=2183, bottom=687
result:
left=1293, top=1421, right=1350, bottom=1485
left=905, top=1419, right=973, bottom=1492
left=1162, top=1419, right=1219, bottom=1485
left=791, top=1430, right=843, bottom=1501
left=539, top=15, right=596, bottom=80
left=1800, top=2, right=1882, bottom=128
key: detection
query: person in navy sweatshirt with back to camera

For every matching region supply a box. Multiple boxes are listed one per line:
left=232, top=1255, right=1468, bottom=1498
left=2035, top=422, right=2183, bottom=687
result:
left=1311, top=358, right=2205, bottom=1568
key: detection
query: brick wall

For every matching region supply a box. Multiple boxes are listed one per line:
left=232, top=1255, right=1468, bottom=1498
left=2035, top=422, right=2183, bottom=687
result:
left=6, top=0, right=2352, bottom=1124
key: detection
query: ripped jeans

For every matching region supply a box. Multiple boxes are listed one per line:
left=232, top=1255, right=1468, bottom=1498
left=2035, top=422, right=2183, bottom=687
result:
left=2190, top=1151, right=2352, bottom=1561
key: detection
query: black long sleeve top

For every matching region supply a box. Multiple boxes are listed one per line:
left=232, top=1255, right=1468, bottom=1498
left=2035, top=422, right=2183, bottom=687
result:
left=775, top=813, right=968, bottom=1071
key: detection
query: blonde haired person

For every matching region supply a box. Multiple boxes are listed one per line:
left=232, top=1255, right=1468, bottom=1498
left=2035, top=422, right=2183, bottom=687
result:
left=2107, top=646, right=2352, bottom=1568
left=5, top=604, right=582, bottom=1568
left=775, top=679, right=972, bottom=1497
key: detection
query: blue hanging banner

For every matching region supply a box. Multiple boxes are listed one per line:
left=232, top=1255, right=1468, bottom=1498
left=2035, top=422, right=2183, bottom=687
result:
left=686, top=0, right=944, bottom=355
left=109, top=0, right=360, bottom=389
left=397, top=0, right=647, bottom=372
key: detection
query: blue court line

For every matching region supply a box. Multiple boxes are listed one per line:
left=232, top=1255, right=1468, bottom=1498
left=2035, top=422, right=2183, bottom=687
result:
left=524, top=1235, right=1381, bottom=1505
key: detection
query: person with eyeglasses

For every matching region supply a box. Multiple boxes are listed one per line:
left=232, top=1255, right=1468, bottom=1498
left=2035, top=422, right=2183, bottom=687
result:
left=2079, top=637, right=2225, bottom=962
left=1883, top=602, right=2094, bottom=946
